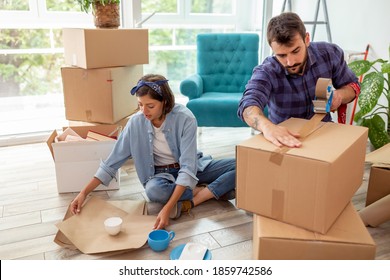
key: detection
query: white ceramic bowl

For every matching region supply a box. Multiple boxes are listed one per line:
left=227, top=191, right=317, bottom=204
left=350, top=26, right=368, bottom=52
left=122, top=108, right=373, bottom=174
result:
left=104, top=217, right=123, bottom=236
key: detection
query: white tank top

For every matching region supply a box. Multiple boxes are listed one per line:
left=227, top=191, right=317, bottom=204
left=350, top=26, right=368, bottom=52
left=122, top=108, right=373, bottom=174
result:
left=153, top=122, right=176, bottom=166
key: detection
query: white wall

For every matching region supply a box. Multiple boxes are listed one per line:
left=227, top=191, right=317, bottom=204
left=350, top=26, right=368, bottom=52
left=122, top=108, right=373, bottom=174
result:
left=292, top=0, right=389, bottom=60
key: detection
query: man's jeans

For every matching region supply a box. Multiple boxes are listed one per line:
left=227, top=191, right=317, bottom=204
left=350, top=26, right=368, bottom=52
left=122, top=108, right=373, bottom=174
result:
left=145, top=158, right=236, bottom=203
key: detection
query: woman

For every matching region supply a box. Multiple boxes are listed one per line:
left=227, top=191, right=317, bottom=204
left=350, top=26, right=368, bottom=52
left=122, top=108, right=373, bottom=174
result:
left=70, top=74, right=236, bottom=229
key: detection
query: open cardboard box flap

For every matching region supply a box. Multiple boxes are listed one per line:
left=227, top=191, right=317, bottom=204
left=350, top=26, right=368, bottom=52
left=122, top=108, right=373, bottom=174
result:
left=46, top=124, right=121, bottom=160
left=365, top=142, right=390, bottom=167
left=241, top=117, right=367, bottom=163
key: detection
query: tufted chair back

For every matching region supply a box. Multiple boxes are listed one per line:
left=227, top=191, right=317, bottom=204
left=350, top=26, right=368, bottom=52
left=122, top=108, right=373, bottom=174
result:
left=197, top=33, right=259, bottom=94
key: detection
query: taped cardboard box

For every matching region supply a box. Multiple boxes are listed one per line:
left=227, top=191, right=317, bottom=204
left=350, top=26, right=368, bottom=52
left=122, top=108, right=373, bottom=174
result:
left=61, top=65, right=142, bottom=124
left=47, top=124, right=120, bottom=193
left=253, top=202, right=376, bottom=260
left=236, top=117, right=368, bottom=234
left=63, top=28, right=149, bottom=69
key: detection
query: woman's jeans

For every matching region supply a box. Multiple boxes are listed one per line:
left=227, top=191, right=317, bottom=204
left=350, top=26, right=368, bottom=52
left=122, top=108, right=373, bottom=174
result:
left=144, top=158, right=236, bottom=203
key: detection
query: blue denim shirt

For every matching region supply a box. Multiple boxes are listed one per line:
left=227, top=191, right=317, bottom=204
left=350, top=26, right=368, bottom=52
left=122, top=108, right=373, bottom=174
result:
left=238, top=42, right=359, bottom=124
left=95, top=103, right=212, bottom=189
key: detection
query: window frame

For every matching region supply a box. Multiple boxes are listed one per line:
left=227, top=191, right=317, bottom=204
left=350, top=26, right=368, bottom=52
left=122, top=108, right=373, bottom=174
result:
left=0, top=0, right=94, bottom=29
left=0, top=0, right=265, bottom=144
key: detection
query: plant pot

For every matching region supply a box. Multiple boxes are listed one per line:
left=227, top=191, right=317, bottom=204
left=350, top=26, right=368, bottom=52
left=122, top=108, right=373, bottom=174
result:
left=93, top=2, right=120, bottom=29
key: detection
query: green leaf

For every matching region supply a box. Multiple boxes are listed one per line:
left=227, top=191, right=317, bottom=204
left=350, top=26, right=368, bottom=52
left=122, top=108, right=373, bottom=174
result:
left=382, top=62, right=390, bottom=74
left=365, top=115, right=390, bottom=149
left=348, top=60, right=371, bottom=77
left=353, top=110, right=364, bottom=122
left=357, top=72, right=385, bottom=116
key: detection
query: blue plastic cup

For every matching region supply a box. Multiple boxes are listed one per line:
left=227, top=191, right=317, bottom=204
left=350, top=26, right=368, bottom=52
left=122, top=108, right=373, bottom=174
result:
left=148, top=229, right=175, bottom=252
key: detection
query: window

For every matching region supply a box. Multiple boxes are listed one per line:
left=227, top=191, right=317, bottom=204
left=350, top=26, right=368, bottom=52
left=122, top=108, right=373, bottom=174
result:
left=141, top=0, right=260, bottom=95
left=0, top=0, right=263, bottom=143
left=0, top=0, right=92, bottom=141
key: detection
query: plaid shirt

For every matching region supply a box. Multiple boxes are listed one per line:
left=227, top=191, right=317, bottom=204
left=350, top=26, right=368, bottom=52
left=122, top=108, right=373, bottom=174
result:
left=238, top=42, right=359, bottom=124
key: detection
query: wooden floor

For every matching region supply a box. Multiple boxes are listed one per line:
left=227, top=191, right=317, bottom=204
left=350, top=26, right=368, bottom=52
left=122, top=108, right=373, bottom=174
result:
left=0, top=127, right=389, bottom=260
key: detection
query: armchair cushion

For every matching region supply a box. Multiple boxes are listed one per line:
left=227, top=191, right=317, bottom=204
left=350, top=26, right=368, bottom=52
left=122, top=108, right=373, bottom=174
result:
left=187, top=92, right=246, bottom=127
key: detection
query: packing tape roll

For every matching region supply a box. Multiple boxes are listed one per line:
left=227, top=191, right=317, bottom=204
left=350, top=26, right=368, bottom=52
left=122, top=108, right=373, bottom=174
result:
left=315, top=78, right=332, bottom=99
left=298, top=113, right=326, bottom=138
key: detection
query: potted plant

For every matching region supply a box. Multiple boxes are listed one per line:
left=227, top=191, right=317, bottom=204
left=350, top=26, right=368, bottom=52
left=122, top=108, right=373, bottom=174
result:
left=77, top=0, right=121, bottom=29
left=348, top=45, right=390, bottom=149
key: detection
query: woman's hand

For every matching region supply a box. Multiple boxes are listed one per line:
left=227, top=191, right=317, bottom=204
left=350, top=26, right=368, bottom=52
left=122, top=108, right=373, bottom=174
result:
left=70, top=191, right=87, bottom=215
left=70, top=178, right=103, bottom=215
left=154, top=205, right=172, bottom=229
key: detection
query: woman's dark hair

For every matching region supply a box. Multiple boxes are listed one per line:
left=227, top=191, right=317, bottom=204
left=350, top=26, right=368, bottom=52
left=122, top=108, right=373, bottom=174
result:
left=135, top=74, right=175, bottom=116
left=267, top=12, right=306, bottom=46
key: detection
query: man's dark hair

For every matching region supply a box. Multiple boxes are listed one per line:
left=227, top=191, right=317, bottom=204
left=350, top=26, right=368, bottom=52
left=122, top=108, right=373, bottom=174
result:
left=267, top=12, right=306, bottom=46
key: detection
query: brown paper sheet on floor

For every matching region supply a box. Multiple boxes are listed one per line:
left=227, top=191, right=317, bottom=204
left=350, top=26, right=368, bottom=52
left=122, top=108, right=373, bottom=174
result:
left=55, top=196, right=155, bottom=254
left=359, top=194, right=390, bottom=227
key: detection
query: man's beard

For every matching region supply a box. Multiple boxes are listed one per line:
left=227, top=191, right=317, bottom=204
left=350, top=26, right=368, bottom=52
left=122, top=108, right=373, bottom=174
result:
left=285, top=47, right=308, bottom=75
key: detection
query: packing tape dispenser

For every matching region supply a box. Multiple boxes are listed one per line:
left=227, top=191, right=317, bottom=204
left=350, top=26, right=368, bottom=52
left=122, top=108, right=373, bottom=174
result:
left=313, top=78, right=334, bottom=114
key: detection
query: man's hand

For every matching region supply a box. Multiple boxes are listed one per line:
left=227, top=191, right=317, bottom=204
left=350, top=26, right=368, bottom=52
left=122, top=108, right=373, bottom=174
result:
left=330, top=90, right=342, bottom=111
left=262, top=122, right=302, bottom=148
left=243, top=106, right=301, bottom=148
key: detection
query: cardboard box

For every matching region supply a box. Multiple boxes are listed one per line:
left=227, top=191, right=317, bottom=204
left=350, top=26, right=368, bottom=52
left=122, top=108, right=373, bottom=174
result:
left=236, top=117, right=368, bottom=234
left=68, top=114, right=134, bottom=129
left=366, top=165, right=390, bottom=205
left=47, top=125, right=120, bottom=193
left=63, top=28, right=149, bottom=69
left=61, top=65, right=142, bottom=124
left=360, top=194, right=390, bottom=227
left=253, top=202, right=376, bottom=260
left=360, top=143, right=390, bottom=226
left=365, top=143, right=390, bottom=206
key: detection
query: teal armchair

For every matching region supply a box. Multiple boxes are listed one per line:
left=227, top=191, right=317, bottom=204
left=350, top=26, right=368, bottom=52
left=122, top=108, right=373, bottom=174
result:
left=180, top=33, right=260, bottom=127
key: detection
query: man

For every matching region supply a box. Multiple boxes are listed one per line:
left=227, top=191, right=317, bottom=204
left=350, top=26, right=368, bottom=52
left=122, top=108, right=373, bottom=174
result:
left=237, top=12, right=359, bottom=148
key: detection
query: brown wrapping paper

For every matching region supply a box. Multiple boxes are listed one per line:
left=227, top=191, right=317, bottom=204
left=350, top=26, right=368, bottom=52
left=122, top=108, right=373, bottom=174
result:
left=55, top=197, right=155, bottom=254
left=359, top=194, right=390, bottom=227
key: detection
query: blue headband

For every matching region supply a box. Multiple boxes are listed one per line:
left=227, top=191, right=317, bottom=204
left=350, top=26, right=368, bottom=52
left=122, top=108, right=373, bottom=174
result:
left=130, top=79, right=169, bottom=96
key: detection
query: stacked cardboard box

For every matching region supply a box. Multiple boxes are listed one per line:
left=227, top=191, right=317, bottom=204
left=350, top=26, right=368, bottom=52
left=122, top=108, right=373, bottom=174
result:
left=236, top=117, right=376, bottom=259
left=61, top=28, right=148, bottom=124
left=61, top=66, right=142, bottom=124
left=47, top=28, right=149, bottom=193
